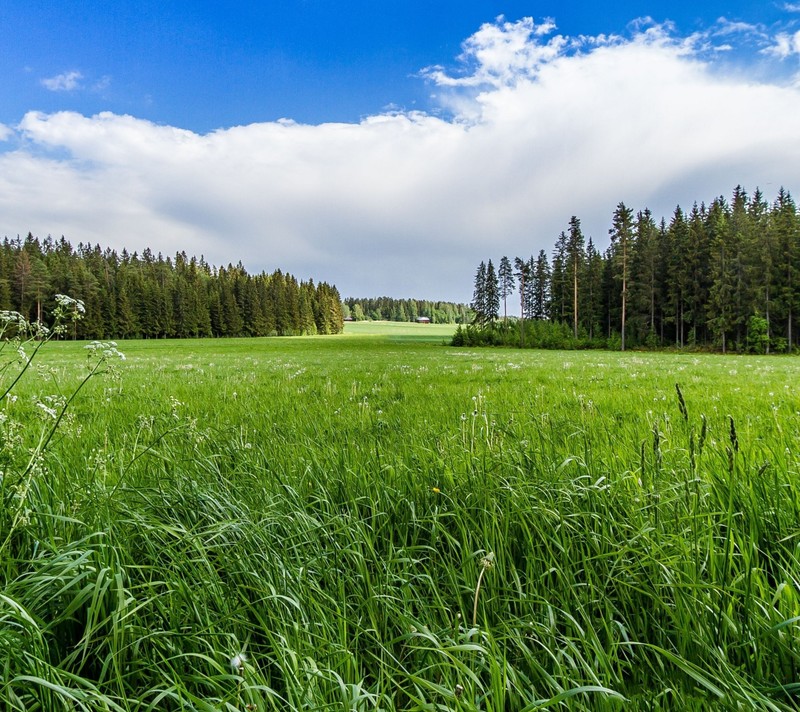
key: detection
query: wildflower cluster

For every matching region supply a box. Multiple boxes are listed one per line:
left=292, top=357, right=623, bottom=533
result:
left=84, top=341, right=126, bottom=383
left=85, top=340, right=126, bottom=362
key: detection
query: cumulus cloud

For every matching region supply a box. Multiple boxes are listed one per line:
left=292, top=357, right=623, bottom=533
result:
left=40, top=70, right=84, bottom=91
left=0, top=123, right=12, bottom=141
left=422, top=16, right=570, bottom=90
left=4, top=17, right=800, bottom=301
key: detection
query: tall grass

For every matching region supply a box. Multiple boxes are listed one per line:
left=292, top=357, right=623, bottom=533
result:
left=2, top=330, right=799, bottom=710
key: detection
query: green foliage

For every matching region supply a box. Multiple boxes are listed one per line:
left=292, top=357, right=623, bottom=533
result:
left=746, top=314, right=770, bottom=354
left=342, top=296, right=470, bottom=324
left=467, top=185, right=800, bottom=353
left=0, top=235, right=343, bottom=338
left=452, top=319, right=606, bottom=350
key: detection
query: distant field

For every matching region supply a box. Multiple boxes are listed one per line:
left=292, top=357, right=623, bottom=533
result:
left=343, top=319, right=458, bottom=340
left=3, top=333, right=800, bottom=710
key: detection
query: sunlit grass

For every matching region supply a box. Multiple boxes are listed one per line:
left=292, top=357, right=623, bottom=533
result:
left=343, top=320, right=458, bottom=341
left=2, top=332, right=800, bottom=710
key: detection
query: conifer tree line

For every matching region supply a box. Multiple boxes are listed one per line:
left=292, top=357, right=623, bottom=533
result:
left=342, top=296, right=471, bottom=324
left=465, top=186, right=800, bottom=353
left=0, top=234, right=344, bottom=338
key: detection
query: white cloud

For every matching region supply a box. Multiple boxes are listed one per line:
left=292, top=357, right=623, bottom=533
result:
left=4, top=17, right=800, bottom=302
left=784, top=3, right=800, bottom=12
left=712, top=18, right=762, bottom=37
left=422, top=17, right=569, bottom=89
left=765, top=30, right=800, bottom=58
left=534, top=18, right=557, bottom=36
left=40, top=70, right=83, bottom=92
left=0, top=124, right=12, bottom=141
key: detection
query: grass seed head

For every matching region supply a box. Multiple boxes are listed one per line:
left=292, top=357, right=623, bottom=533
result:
left=230, top=652, right=247, bottom=673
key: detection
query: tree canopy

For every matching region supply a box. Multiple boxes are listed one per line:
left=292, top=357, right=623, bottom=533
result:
left=465, top=186, right=800, bottom=353
left=0, top=235, right=343, bottom=338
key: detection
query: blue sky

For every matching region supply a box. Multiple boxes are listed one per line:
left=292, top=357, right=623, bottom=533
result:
left=1, top=2, right=800, bottom=300
left=1, top=1, right=794, bottom=129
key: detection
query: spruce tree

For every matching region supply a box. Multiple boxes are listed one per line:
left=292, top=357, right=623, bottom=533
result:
left=498, top=255, right=514, bottom=324
left=514, top=257, right=529, bottom=346
left=485, top=259, right=500, bottom=326
left=584, top=238, right=604, bottom=341
left=772, top=188, right=800, bottom=351
left=666, top=207, right=690, bottom=347
left=609, top=202, right=634, bottom=350
left=566, top=216, right=585, bottom=339
left=471, top=261, right=487, bottom=326
left=747, top=189, right=772, bottom=351
left=707, top=197, right=737, bottom=352
left=532, top=251, right=550, bottom=320
left=630, top=209, right=660, bottom=344
left=550, top=232, right=568, bottom=323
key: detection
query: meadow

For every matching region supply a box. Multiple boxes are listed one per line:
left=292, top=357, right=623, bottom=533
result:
left=2, top=320, right=800, bottom=710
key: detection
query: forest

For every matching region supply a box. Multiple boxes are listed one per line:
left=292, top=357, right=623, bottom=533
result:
left=342, top=296, right=471, bottom=324
left=466, top=186, right=800, bottom=353
left=0, top=236, right=344, bottom=338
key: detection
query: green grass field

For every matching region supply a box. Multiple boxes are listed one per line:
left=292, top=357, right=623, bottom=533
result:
left=343, top=320, right=458, bottom=341
left=2, top=326, right=800, bottom=710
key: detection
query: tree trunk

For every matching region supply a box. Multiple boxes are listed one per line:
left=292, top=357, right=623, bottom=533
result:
left=519, top=276, right=525, bottom=348
left=573, top=268, right=578, bottom=339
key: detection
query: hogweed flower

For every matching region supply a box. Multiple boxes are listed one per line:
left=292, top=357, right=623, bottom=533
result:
left=0, top=310, right=26, bottom=324
left=54, top=294, right=86, bottom=315
left=85, top=340, right=126, bottom=361
left=35, top=401, right=58, bottom=420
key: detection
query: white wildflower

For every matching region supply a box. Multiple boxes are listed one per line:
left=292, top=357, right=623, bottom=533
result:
left=54, top=294, right=86, bottom=314
left=230, top=652, right=247, bottom=673
left=36, top=402, right=58, bottom=420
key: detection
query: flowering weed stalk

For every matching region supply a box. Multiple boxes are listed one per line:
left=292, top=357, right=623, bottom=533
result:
left=0, top=298, right=124, bottom=558
left=473, top=551, right=494, bottom=627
